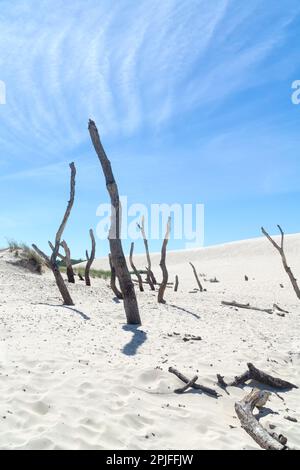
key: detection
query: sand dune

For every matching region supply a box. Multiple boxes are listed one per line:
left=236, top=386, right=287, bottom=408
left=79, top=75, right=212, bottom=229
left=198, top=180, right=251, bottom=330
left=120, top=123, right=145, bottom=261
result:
left=0, top=235, right=299, bottom=450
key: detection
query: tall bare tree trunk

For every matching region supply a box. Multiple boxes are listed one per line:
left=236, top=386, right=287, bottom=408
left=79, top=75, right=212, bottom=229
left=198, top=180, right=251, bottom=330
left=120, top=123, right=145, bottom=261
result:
left=88, top=119, right=141, bottom=324
left=137, top=216, right=157, bottom=285
left=129, top=242, right=144, bottom=292
left=158, top=217, right=171, bottom=304
left=262, top=225, right=300, bottom=300
left=85, top=229, right=96, bottom=286
left=32, top=163, right=76, bottom=306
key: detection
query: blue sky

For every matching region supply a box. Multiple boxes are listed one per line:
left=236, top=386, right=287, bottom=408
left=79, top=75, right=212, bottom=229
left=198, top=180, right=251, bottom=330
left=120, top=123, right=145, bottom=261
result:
left=0, top=0, right=300, bottom=258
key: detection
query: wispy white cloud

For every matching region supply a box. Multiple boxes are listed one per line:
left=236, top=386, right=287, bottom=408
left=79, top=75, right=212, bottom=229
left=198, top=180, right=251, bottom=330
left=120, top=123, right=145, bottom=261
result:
left=0, top=0, right=299, bottom=166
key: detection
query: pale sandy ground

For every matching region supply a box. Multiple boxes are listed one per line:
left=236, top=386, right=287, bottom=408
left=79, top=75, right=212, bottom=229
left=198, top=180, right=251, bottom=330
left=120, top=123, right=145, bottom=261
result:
left=0, top=234, right=299, bottom=450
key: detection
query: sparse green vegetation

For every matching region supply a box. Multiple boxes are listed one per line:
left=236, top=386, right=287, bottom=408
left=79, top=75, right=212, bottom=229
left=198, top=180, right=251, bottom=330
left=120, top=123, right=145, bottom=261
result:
left=6, top=239, right=44, bottom=274
left=61, top=266, right=111, bottom=280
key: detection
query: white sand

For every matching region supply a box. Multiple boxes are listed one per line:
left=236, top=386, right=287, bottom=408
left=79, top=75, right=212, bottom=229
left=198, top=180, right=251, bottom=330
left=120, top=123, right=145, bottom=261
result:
left=0, top=235, right=299, bottom=450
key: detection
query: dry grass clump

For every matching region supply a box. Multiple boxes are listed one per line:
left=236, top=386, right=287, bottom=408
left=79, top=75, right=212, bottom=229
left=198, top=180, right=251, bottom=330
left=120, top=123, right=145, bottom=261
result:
left=6, top=239, right=44, bottom=274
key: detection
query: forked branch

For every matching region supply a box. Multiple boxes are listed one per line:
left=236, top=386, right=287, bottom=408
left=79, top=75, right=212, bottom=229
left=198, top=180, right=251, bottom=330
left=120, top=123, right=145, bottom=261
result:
left=32, top=163, right=76, bottom=305
left=262, top=225, right=300, bottom=300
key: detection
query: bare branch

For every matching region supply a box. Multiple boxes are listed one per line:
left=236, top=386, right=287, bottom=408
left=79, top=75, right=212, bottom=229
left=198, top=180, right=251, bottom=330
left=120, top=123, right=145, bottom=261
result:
left=158, top=216, right=171, bottom=304
left=137, top=216, right=157, bottom=286
left=51, top=162, right=76, bottom=265
left=108, top=253, right=123, bottom=300
left=129, top=242, right=144, bottom=292
left=168, top=367, right=219, bottom=398
left=61, top=240, right=75, bottom=284
left=262, top=226, right=300, bottom=300
left=189, top=262, right=203, bottom=292
left=85, top=229, right=96, bottom=286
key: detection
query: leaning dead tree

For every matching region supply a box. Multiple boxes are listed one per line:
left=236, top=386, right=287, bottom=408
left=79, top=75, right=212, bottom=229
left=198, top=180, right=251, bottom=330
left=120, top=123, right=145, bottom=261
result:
left=48, top=240, right=75, bottom=284
left=235, top=388, right=288, bottom=450
left=85, top=229, right=96, bottom=286
left=262, top=225, right=300, bottom=300
left=189, top=262, right=203, bottom=292
left=137, top=216, right=157, bottom=287
left=88, top=119, right=141, bottom=324
left=129, top=242, right=144, bottom=292
left=158, top=217, right=171, bottom=304
left=32, top=163, right=76, bottom=306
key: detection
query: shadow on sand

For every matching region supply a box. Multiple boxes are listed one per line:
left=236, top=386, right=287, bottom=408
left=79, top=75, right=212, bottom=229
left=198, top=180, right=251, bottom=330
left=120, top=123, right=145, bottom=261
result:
left=33, top=302, right=90, bottom=320
left=169, top=304, right=200, bottom=320
left=122, top=325, right=147, bottom=356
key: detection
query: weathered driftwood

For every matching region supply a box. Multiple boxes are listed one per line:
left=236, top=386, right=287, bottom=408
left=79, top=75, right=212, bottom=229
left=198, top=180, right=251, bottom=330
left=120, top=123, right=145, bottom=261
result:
left=235, top=388, right=288, bottom=450
left=168, top=367, right=219, bottom=398
left=189, top=262, right=203, bottom=292
left=137, top=216, right=156, bottom=286
left=174, top=275, right=179, bottom=292
left=32, top=163, right=76, bottom=306
left=108, top=253, right=123, bottom=300
left=221, top=300, right=273, bottom=314
left=262, top=225, right=300, bottom=301
left=129, top=242, right=144, bottom=292
left=158, top=217, right=171, bottom=304
left=88, top=120, right=141, bottom=324
left=85, top=229, right=96, bottom=286
left=174, top=375, right=198, bottom=394
left=218, top=362, right=298, bottom=390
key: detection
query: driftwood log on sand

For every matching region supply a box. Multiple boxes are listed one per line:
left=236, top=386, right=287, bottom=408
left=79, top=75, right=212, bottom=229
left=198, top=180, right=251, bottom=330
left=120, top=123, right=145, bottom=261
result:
left=168, top=367, right=220, bottom=398
left=235, top=388, right=288, bottom=450
left=217, top=362, right=298, bottom=390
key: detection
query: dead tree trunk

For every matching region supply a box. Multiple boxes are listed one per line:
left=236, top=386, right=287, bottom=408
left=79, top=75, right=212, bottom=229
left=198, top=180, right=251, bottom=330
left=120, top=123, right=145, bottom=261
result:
left=32, top=163, right=76, bottom=306
left=48, top=240, right=75, bottom=284
left=88, top=119, right=141, bottom=324
left=262, top=225, right=300, bottom=300
left=108, top=253, right=123, bottom=299
left=146, top=267, right=155, bottom=290
left=174, top=275, right=179, bottom=292
left=158, top=217, right=171, bottom=304
left=189, top=262, right=203, bottom=292
left=61, top=240, right=75, bottom=283
left=137, top=216, right=157, bottom=285
left=235, top=388, right=288, bottom=450
left=129, top=242, right=144, bottom=292
left=85, top=229, right=96, bottom=286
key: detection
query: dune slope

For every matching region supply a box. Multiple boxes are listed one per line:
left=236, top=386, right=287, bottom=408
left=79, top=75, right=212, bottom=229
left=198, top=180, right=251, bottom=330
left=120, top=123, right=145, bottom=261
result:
left=0, top=235, right=300, bottom=450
